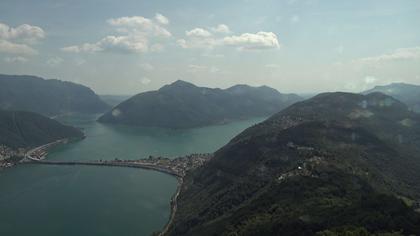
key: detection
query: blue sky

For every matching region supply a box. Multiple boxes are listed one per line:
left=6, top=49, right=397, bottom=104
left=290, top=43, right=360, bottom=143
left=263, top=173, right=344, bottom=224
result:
left=0, top=0, right=419, bottom=95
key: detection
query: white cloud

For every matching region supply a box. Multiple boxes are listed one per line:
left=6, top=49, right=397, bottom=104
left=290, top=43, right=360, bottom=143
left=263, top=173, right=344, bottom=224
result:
left=211, top=24, right=231, bottom=34
left=0, top=22, right=45, bottom=43
left=46, top=56, right=64, bottom=66
left=177, top=38, right=218, bottom=49
left=179, top=26, right=280, bottom=51
left=141, top=77, right=151, bottom=85
left=61, top=43, right=102, bottom=53
left=62, top=14, right=171, bottom=54
left=358, top=47, right=420, bottom=64
left=186, top=28, right=212, bottom=37
left=4, top=56, right=27, bottom=63
left=0, top=39, right=37, bottom=55
left=223, top=32, right=280, bottom=50
left=107, top=15, right=171, bottom=38
left=0, top=22, right=45, bottom=55
left=99, top=35, right=148, bottom=53
left=155, top=13, right=169, bottom=25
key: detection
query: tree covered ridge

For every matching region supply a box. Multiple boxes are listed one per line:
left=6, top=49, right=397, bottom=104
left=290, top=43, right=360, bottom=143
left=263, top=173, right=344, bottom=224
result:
left=0, top=74, right=110, bottom=116
left=167, top=92, right=420, bottom=236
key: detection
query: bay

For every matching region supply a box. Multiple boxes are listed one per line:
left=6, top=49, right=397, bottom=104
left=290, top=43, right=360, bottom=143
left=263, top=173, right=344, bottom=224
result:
left=0, top=114, right=265, bottom=236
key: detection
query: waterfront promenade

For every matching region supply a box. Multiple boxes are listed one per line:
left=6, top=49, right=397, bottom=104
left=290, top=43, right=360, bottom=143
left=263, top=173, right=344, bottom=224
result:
left=27, top=159, right=182, bottom=177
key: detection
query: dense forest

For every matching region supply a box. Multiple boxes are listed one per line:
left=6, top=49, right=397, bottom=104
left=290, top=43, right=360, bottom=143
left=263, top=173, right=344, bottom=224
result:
left=167, top=92, right=420, bottom=235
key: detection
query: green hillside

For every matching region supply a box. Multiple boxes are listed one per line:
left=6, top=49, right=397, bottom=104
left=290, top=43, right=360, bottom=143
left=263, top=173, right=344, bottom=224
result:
left=167, top=92, right=420, bottom=236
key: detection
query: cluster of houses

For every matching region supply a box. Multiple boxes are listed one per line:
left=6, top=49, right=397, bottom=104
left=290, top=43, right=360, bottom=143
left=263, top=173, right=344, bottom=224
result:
left=135, top=153, right=213, bottom=177
left=0, top=145, right=25, bottom=169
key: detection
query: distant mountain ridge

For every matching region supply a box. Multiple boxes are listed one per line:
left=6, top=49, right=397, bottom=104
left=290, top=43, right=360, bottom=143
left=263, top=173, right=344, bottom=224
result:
left=0, top=74, right=110, bottom=116
left=98, top=80, right=303, bottom=128
left=0, top=110, right=84, bottom=149
left=364, top=82, right=420, bottom=113
left=167, top=92, right=420, bottom=235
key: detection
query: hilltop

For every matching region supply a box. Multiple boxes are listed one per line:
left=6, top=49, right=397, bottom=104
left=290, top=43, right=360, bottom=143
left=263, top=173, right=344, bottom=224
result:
left=0, top=74, right=110, bottom=116
left=98, top=80, right=302, bottom=128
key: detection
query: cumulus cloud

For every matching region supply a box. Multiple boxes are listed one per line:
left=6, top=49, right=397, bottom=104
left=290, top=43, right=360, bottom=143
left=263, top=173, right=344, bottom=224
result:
left=177, top=38, right=218, bottom=49
left=62, top=14, right=171, bottom=54
left=358, top=47, right=420, bottom=64
left=107, top=15, right=171, bottom=37
left=0, top=39, right=37, bottom=55
left=186, top=28, right=212, bottom=37
left=211, top=24, right=231, bottom=34
left=0, top=22, right=45, bottom=55
left=0, top=22, right=45, bottom=43
left=179, top=25, right=280, bottom=51
left=155, top=13, right=169, bottom=25
left=223, top=32, right=280, bottom=50
left=99, top=35, right=149, bottom=53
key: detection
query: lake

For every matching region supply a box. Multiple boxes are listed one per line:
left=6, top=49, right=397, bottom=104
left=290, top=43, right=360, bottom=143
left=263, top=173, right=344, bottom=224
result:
left=0, top=114, right=265, bottom=236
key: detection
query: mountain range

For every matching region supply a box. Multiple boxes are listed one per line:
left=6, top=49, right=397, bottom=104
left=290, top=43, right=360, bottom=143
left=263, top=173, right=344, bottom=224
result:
left=98, top=80, right=303, bottom=128
left=0, top=74, right=110, bottom=116
left=167, top=92, right=420, bottom=235
left=363, top=83, right=420, bottom=113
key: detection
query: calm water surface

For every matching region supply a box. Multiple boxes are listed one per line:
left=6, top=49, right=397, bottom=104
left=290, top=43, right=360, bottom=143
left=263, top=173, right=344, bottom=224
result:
left=0, top=114, right=265, bottom=236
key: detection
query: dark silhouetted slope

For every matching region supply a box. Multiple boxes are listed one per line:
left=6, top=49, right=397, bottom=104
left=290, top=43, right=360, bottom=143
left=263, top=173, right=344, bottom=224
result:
left=0, top=110, right=84, bottom=149
left=0, top=74, right=110, bottom=116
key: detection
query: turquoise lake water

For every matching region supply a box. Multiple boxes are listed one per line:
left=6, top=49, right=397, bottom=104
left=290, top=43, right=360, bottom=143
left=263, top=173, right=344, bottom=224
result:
left=0, top=114, right=265, bottom=236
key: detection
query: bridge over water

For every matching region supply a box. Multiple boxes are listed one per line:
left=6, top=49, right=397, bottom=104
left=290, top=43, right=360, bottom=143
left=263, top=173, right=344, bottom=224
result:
left=25, top=159, right=182, bottom=178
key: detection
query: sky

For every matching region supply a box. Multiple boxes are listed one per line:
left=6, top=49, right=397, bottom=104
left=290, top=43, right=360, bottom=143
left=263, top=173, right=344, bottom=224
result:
left=0, top=0, right=419, bottom=95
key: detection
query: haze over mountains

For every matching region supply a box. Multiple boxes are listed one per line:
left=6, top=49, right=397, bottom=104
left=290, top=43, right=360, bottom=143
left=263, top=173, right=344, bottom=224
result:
left=0, top=74, right=110, bottom=117
left=167, top=92, right=420, bottom=235
left=1, top=73, right=420, bottom=235
left=98, top=80, right=303, bottom=128
left=363, top=83, right=420, bottom=113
